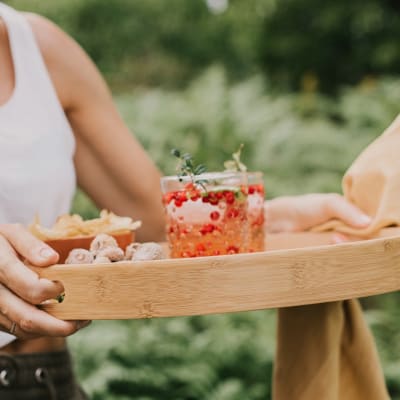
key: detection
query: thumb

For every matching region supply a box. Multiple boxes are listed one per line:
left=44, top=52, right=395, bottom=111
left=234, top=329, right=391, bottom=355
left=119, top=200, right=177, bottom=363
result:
left=0, top=224, right=59, bottom=267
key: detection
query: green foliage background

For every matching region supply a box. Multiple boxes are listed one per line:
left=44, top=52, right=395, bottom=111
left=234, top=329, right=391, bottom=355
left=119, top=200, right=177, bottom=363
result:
left=7, top=0, right=400, bottom=92
left=70, top=72, right=400, bottom=399
left=258, top=0, right=400, bottom=93
left=3, top=0, right=400, bottom=398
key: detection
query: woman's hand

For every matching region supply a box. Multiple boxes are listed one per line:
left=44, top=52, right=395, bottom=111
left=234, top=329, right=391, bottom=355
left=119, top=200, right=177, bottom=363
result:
left=0, top=224, right=89, bottom=339
left=264, top=193, right=371, bottom=234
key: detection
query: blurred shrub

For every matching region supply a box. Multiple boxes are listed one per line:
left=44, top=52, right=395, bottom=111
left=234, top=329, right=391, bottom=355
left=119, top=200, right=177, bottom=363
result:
left=7, top=0, right=400, bottom=92
left=5, top=0, right=270, bottom=89
left=6, top=0, right=400, bottom=92
left=72, top=68, right=400, bottom=217
left=115, top=67, right=400, bottom=199
left=68, top=71, right=400, bottom=399
left=68, top=0, right=271, bottom=89
left=258, top=0, right=400, bottom=93
left=70, top=311, right=276, bottom=399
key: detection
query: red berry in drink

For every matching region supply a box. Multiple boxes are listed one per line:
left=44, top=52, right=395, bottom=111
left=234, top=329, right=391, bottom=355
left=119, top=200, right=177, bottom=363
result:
left=210, top=211, right=220, bottom=221
left=227, top=245, right=239, bottom=254
left=227, top=208, right=239, bottom=219
left=196, top=243, right=206, bottom=252
left=224, top=191, right=235, bottom=204
left=200, top=223, right=215, bottom=235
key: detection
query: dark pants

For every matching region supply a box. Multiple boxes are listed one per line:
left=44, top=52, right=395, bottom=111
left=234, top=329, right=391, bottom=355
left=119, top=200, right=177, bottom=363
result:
left=0, top=349, right=88, bottom=400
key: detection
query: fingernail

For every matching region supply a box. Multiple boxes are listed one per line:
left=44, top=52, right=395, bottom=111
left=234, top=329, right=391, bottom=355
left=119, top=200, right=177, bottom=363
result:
left=77, top=320, right=92, bottom=330
left=356, top=214, right=372, bottom=226
left=39, top=247, right=57, bottom=260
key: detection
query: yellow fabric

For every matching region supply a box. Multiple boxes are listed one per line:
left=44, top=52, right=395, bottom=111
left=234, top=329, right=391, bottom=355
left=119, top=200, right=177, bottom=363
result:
left=273, top=301, right=389, bottom=400
left=314, top=113, right=400, bottom=237
left=273, top=115, right=400, bottom=400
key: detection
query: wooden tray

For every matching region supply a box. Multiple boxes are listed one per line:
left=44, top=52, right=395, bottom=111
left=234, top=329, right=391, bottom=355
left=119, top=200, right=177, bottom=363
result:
left=36, top=228, right=400, bottom=320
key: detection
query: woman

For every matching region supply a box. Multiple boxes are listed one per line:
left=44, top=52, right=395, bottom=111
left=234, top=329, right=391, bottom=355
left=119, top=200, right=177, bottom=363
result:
left=0, top=2, right=165, bottom=398
left=0, top=2, right=372, bottom=399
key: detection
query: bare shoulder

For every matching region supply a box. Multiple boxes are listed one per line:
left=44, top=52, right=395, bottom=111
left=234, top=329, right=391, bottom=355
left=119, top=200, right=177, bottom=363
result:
left=24, top=13, right=80, bottom=75
left=23, top=13, right=102, bottom=110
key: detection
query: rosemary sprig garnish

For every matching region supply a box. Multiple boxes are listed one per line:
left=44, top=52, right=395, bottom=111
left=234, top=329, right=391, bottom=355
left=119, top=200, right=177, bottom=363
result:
left=171, top=149, right=208, bottom=190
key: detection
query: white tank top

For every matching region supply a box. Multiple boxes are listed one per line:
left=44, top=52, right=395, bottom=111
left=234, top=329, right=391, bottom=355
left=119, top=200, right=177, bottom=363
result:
left=0, top=3, right=76, bottom=346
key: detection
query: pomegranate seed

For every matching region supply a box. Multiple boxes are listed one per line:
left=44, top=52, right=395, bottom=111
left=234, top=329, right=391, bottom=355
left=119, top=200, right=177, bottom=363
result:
left=196, top=243, right=206, bottom=251
left=227, top=245, right=239, bottom=254
left=200, top=223, right=215, bottom=235
left=225, top=191, right=235, bottom=204
left=210, top=211, right=220, bottom=221
left=178, top=192, right=188, bottom=202
left=207, top=193, right=219, bottom=205
left=189, top=191, right=200, bottom=201
left=227, top=208, right=239, bottom=218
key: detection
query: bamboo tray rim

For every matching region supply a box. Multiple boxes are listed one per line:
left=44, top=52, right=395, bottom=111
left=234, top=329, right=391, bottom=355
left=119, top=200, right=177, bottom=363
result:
left=36, top=229, right=400, bottom=320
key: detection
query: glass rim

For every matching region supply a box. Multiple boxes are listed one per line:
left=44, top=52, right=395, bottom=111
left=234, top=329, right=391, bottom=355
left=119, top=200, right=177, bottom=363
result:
left=160, top=171, right=248, bottom=184
left=246, top=171, right=263, bottom=178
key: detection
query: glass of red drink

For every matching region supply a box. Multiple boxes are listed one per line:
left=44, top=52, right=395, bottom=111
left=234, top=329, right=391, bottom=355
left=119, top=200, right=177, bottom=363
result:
left=161, top=172, right=248, bottom=258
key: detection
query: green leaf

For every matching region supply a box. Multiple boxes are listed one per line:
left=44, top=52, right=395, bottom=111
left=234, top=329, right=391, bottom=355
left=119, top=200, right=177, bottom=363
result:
left=194, top=164, right=207, bottom=175
left=224, top=144, right=247, bottom=172
left=171, top=149, right=181, bottom=158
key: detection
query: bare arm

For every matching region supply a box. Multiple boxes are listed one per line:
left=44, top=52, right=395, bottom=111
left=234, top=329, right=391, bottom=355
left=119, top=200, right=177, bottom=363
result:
left=0, top=14, right=166, bottom=344
left=28, top=14, right=165, bottom=242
